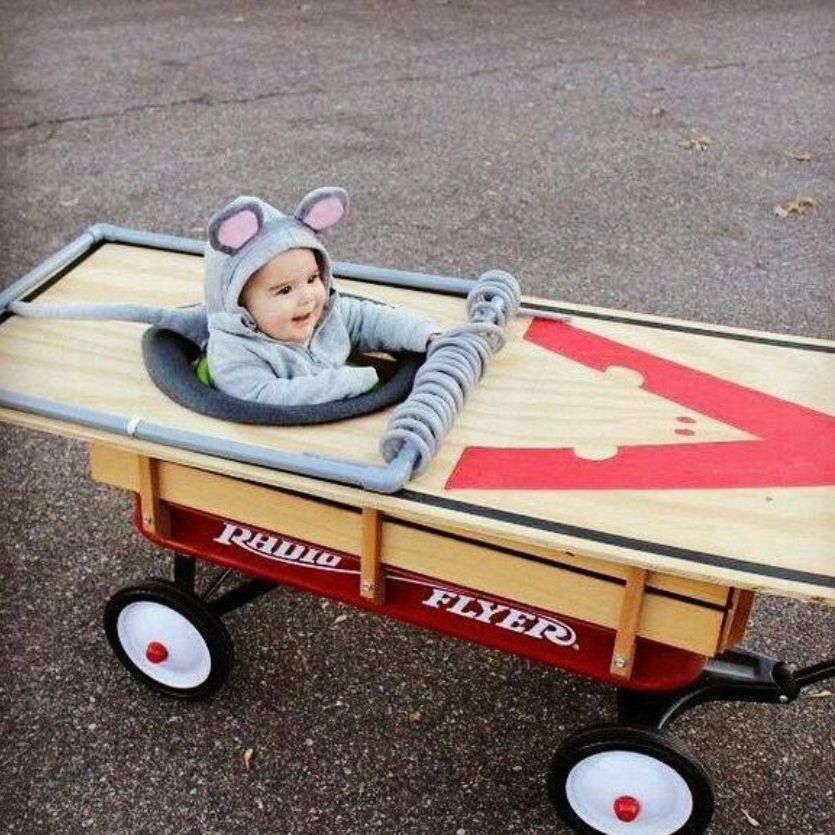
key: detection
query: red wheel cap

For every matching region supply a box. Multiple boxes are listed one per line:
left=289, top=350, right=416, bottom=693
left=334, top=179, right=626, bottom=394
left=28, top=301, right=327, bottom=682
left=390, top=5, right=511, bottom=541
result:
left=613, top=795, right=641, bottom=823
left=145, top=641, right=169, bottom=664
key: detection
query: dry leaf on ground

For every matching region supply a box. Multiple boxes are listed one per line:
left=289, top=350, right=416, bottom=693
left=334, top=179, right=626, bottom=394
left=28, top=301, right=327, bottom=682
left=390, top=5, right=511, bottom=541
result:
left=803, top=688, right=833, bottom=698
left=785, top=150, right=811, bottom=162
left=741, top=808, right=761, bottom=827
left=773, top=196, right=817, bottom=217
left=681, top=135, right=712, bottom=151
left=243, top=747, right=256, bottom=771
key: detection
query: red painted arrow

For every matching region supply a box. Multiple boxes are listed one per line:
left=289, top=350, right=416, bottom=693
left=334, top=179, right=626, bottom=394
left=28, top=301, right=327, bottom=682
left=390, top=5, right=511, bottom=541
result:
left=447, top=319, right=835, bottom=490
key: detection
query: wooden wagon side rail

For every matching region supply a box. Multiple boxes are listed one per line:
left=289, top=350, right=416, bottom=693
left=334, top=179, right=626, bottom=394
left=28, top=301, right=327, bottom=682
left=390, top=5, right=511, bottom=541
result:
left=360, top=508, right=385, bottom=604
left=136, top=456, right=170, bottom=537
left=89, top=444, right=746, bottom=666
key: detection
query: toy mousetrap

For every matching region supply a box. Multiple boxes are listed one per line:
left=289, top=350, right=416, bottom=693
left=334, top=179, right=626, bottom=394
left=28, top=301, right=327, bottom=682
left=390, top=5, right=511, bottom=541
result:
left=1, top=225, right=833, bottom=835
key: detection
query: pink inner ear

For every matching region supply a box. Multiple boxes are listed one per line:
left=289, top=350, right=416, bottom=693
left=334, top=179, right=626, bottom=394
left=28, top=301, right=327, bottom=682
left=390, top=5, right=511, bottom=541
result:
left=303, top=196, right=345, bottom=231
left=217, top=209, right=260, bottom=249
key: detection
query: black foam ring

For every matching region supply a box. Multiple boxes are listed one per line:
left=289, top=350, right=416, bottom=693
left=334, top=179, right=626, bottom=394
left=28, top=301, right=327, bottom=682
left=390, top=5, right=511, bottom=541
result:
left=142, top=327, right=422, bottom=425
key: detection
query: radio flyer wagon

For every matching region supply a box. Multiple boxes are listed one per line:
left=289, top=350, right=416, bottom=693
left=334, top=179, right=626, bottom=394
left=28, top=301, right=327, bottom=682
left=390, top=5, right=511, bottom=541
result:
left=1, top=225, right=833, bottom=835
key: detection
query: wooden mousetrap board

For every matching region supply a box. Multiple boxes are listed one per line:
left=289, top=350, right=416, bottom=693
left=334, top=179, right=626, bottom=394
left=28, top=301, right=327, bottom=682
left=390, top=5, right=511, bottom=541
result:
left=1, top=241, right=834, bottom=616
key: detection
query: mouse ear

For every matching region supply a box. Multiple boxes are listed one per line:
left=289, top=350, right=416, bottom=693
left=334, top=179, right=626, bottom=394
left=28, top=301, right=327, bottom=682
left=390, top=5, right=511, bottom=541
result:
left=294, top=187, right=349, bottom=232
left=208, top=201, right=264, bottom=254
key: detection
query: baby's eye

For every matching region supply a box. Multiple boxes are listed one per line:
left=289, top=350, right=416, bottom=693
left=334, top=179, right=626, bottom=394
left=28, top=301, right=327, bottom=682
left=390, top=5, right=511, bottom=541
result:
left=307, top=274, right=320, bottom=285
left=276, top=286, right=292, bottom=296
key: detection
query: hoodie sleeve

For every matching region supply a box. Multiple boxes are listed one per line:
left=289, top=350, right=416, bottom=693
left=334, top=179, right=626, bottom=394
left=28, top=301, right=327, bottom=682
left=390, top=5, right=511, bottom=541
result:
left=208, top=337, right=379, bottom=407
left=338, top=296, right=439, bottom=354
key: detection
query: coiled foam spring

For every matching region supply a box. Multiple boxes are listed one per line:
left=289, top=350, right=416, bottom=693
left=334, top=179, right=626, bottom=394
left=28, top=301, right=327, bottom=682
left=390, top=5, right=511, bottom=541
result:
left=380, top=269, right=521, bottom=476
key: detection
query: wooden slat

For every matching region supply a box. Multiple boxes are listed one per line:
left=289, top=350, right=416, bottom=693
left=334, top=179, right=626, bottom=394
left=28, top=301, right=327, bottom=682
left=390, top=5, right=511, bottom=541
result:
left=380, top=522, right=723, bottom=656
left=718, top=588, right=756, bottom=651
left=360, top=508, right=385, bottom=604
left=91, top=444, right=363, bottom=555
left=610, top=568, right=649, bottom=679
left=442, top=522, right=730, bottom=606
left=136, top=455, right=170, bottom=536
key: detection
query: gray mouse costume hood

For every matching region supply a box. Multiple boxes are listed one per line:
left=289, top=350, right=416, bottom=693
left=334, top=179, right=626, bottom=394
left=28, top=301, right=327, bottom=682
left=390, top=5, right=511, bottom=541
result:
left=204, top=188, right=346, bottom=340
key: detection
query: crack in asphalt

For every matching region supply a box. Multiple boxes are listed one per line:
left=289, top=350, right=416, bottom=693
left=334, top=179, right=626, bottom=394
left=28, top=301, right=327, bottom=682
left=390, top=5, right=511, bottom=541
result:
left=0, top=87, right=342, bottom=133
left=0, top=61, right=527, bottom=135
left=2, top=46, right=833, bottom=135
left=0, top=66, right=515, bottom=134
left=1, top=92, right=216, bottom=133
left=696, top=46, right=835, bottom=71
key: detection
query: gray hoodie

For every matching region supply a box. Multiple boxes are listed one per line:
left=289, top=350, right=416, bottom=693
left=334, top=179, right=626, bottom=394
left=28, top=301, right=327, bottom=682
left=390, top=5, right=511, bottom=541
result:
left=204, top=189, right=438, bottom=406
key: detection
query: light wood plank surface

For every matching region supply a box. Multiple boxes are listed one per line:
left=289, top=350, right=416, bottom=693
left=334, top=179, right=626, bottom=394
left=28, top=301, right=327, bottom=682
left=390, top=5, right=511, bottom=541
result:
left=1, top=243, right=834, bottom=604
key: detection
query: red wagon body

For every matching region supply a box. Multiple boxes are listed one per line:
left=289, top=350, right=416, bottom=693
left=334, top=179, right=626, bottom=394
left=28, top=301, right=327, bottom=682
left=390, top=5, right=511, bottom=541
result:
left=136, top=497, right=708, bottom=693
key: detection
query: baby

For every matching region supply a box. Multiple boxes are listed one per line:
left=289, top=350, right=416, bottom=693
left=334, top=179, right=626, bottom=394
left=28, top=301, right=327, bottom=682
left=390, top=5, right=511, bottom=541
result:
left=204, top=188, right=440, bottom=406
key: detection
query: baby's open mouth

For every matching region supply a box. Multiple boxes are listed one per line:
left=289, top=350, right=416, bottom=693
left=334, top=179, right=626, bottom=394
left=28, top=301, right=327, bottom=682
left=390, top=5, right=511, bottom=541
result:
left=293, top=312, right=313, bottom=324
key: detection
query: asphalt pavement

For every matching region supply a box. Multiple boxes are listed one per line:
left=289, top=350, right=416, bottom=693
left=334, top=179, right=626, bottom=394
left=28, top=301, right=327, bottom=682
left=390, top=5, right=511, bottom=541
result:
left=1, top=2, right=833, bottom=834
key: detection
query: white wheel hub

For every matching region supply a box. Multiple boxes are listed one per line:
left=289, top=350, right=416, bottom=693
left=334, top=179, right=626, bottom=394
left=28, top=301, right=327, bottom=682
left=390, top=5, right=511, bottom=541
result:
left=566, top=749, right=693, bottom=835
left=116, top=600, right=212, bottom=689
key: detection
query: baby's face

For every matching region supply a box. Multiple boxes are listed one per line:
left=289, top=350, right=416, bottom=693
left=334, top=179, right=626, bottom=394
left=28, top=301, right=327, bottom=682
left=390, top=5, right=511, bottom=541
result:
left=240, top=248, right=327, bottom=343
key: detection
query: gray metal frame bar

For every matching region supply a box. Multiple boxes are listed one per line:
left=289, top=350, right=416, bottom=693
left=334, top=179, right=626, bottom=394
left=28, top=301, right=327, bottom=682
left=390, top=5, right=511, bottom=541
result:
left=0, top=224, right=467, bottom=493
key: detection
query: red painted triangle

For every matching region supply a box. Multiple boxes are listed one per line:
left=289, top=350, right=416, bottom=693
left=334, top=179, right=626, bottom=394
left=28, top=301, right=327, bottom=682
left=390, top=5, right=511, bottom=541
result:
left=447, top=319, right=835, bottom=491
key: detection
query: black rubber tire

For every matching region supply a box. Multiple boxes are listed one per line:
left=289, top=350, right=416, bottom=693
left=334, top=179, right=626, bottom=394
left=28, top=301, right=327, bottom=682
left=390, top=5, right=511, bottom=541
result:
left=546, top=724, right=715, bottom=835
left=104, top=578, right=234, bottom=700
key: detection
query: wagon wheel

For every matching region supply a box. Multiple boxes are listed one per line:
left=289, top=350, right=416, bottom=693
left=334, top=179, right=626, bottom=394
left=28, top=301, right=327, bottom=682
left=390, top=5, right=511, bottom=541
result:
left=546, top=724, right=714, bottom=835
left=104, top=578, right=234, bottom=700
